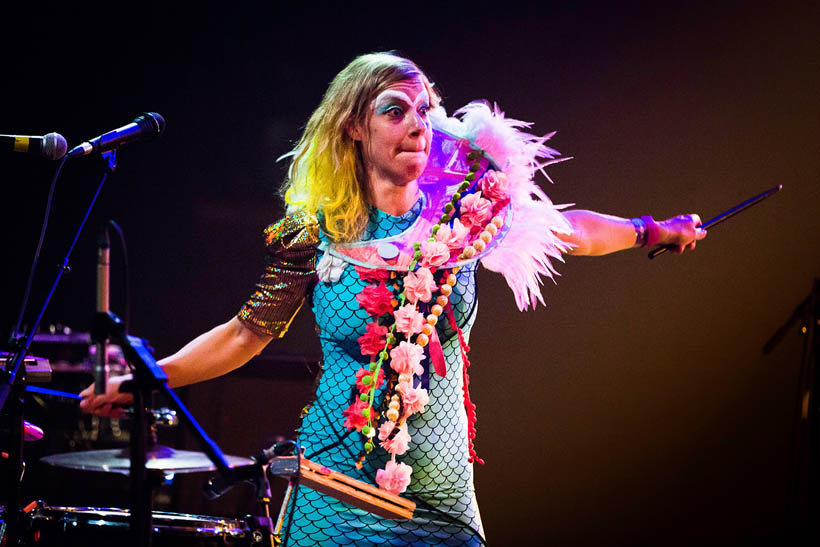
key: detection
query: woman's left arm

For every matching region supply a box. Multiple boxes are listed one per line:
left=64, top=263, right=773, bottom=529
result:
left=559, top=209, right=707, bottom=256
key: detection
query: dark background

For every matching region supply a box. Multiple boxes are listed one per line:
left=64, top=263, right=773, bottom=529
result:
left=3, top=1, right=819, bottom=545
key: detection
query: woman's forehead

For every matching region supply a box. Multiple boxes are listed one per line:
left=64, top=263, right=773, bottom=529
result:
left=372, top=79, right=429, bottom=107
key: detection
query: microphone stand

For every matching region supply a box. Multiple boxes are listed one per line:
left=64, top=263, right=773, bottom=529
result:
left=1, top=151, right=116, bottom=546
left=94, top=311, right=234, bottom=547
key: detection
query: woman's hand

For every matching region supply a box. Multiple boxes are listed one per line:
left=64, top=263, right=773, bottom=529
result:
left=79, top=373, right=133, bottom=418
left=657, top=214, right=707, bottom=254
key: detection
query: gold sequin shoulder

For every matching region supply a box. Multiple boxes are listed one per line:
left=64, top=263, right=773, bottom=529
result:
left=237, top=209, right=320, bottom=338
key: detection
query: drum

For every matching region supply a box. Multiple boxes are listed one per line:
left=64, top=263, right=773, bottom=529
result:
left=27, top=505, right=254, bottom=546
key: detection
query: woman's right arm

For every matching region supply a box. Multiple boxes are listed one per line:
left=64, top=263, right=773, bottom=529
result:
left=79, top=317, right=272, bottom=416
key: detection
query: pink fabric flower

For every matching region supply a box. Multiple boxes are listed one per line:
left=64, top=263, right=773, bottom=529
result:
left=459, top=191, right=493, bottom=233
left=375, top=460, right=412, bottom=495
left=393, top=304, right=425, bottom=338
left=435, top=218, right=469, bottom=254
left=403, top=267, right=435, bottom=304
left=356, top=281, right=395, bottom=316
left=398, top=383, right=430, bottom=416
left=389, top=341, right=424, bottom=376
left=342, top=399, right=369, bottom=431
left=355, top=366, right=385, bottom=394
left=419, top=240, right=450, bottom=268
left=354, top=265, right=390, bottom=284
left=357, top=322, right=387, bottom=356
left=378, top=421, right=411, bottom=455
left=479, top=170, right=511, bottom=204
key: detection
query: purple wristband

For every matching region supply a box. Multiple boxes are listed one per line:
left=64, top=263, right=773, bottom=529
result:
left=641, top=216, right=660, bottom=247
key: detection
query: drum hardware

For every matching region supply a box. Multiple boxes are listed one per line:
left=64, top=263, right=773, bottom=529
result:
left=41, top=447, right=254, bottom=475
left=24, top=501, right=261, bottom=546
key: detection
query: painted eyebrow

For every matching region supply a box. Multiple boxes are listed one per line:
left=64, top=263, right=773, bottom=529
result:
left=372, top=89, right=431, bottom=111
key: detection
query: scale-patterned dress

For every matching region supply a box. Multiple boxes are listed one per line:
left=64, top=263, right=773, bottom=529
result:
left=238, top=198, right=485, bottom=546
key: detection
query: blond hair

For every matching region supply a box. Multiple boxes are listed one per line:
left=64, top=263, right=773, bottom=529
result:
left=280, top=52, right=439, bottom=242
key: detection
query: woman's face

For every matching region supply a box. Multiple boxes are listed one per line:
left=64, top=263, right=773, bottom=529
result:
left=352, top=77, right=433, bottom=189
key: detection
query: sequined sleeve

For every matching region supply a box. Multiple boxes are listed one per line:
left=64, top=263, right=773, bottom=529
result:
left=237, top=210, right=320, bottom=338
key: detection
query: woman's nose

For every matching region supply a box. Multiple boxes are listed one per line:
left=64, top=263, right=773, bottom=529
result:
left=407, top=112, right=427, bottom=136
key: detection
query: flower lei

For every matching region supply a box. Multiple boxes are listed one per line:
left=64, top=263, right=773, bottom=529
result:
left=342, top=150, right=513, bottom=495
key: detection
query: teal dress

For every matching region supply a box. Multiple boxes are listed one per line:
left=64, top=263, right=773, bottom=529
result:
left=240, top=198, right=485, bottom=546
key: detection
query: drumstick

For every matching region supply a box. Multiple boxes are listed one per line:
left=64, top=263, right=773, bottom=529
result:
left=648, top=185, right=782, bottom=259
left=25, top=385, right=82, bottom=400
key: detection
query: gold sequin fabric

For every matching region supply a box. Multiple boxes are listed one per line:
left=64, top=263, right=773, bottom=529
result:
left=237, top=210, right=320, bottom=338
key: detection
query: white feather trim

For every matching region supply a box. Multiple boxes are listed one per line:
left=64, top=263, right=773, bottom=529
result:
left=432, top=101, right=574, bottom=311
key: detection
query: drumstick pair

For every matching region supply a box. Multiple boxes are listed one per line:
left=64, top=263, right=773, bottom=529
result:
left=648, top=185, right=782, bottom=259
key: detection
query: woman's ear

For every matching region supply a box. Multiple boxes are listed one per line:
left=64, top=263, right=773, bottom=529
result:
left=346, top=119, right=363, bottom=141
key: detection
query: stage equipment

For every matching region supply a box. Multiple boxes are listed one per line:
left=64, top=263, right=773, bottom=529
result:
left=648, top=184, right=782, bottom=258
left=25, top=503, right=257, bottom=546
left=67, top=112, right=165, bottom=158
left=765, top=278, right=820, bottom=539
left=1, top=132, right=67, bottom=160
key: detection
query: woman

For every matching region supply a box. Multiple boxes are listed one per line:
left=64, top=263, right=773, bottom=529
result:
left=81, top=52, right=705, bottom=545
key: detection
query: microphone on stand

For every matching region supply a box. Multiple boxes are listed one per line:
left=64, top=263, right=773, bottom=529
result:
left=1, top=132, right=67, bottom=160
left=68, top=112, right=165, bottom=158
left=94, top=225, right=111, bottom=395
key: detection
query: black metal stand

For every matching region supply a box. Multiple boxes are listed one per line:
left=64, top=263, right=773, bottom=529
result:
left=764, top=278, right=820, bottom=541
left=1, top=151, right=116, bottom=545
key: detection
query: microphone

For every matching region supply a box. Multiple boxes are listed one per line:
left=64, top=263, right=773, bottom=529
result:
left=94, top=225, right=111, bottom=395
left=1, top=132, right=67, bottom=160
left=68, top=112, right=166, bottom=158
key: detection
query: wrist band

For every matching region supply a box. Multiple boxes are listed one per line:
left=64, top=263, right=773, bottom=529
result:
left=630, top=217, right=647, bottom=247
left=641, top=216, right=660, bottom=247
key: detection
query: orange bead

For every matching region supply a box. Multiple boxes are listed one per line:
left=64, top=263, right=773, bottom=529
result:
left=416, top=333, right=429, bottom=347
left=461, top=246, right=476, bottom=259
left=422, top=324, right=434, bottom=336
left=446, top=274, right=457, bottom=286
left=436, top=295, right=449, bottom=307
left=480, top=231, right=492, bottom=243
left=426, top=314, right=438, bottom=326
left=472, top=239, right=486, bottom=252
left=492, top=216, right=504, bottom=228
left=431, top=304, right=443, bottom=316
left=439, top=284, right=452, bottom=296
left=386, top=408, right=400, bottom=422
left=486, top=223, right=498, bottom=235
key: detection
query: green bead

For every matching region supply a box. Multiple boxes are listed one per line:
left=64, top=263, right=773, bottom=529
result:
left=362, top=425, right=371, bottom=435
left=369, top=362, right=378, bottom=372
left=362, top=375, right=372, bottom=385
left=459, top=182, right=471, bottom=191
left=380, top=351, right=389, bottom=361
left=362, top=407, right=370, bottom=417
left=413, top=250, right=423, bottom=260
left=440, top=214, right=451, bottom=223
left=465, top=172, right=476, bottom=182
left=452, top=193, right=461, bottom=202
left=360, top=393, right=368, bottom=401
left=444, top=203, right=454, bottom=213
left=413, top=242, right=421, bottom=250
left=470, top=161, right=481, bottom=171
left=365, top=441, right=374, bottom=452
left=387, top=334, right=396, bottom=345
left=432, top=224, right=440, bottom=234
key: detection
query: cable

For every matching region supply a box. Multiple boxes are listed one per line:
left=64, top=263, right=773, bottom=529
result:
left=105, top=220, right=130, bottom=332
left=11, top=155, right=69, bottom=342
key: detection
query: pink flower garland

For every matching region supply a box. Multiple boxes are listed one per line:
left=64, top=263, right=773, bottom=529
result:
left=344, top=159, right=509, bottom=495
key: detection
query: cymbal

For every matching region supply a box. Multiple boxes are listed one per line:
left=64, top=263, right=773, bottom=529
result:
left=41, top=446, right=253, bottom=475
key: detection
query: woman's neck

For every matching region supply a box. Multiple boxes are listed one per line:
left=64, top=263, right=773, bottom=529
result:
left=367, top=178, right=420, bottom=216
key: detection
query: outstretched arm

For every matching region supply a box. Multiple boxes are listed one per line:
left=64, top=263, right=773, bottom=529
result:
left=559, top=209, right=706, bottom=256
left=79, top=317, right=272, bottom=416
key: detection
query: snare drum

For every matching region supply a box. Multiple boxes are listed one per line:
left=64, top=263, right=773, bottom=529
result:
left=28, top=505, right=252, bottom=546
